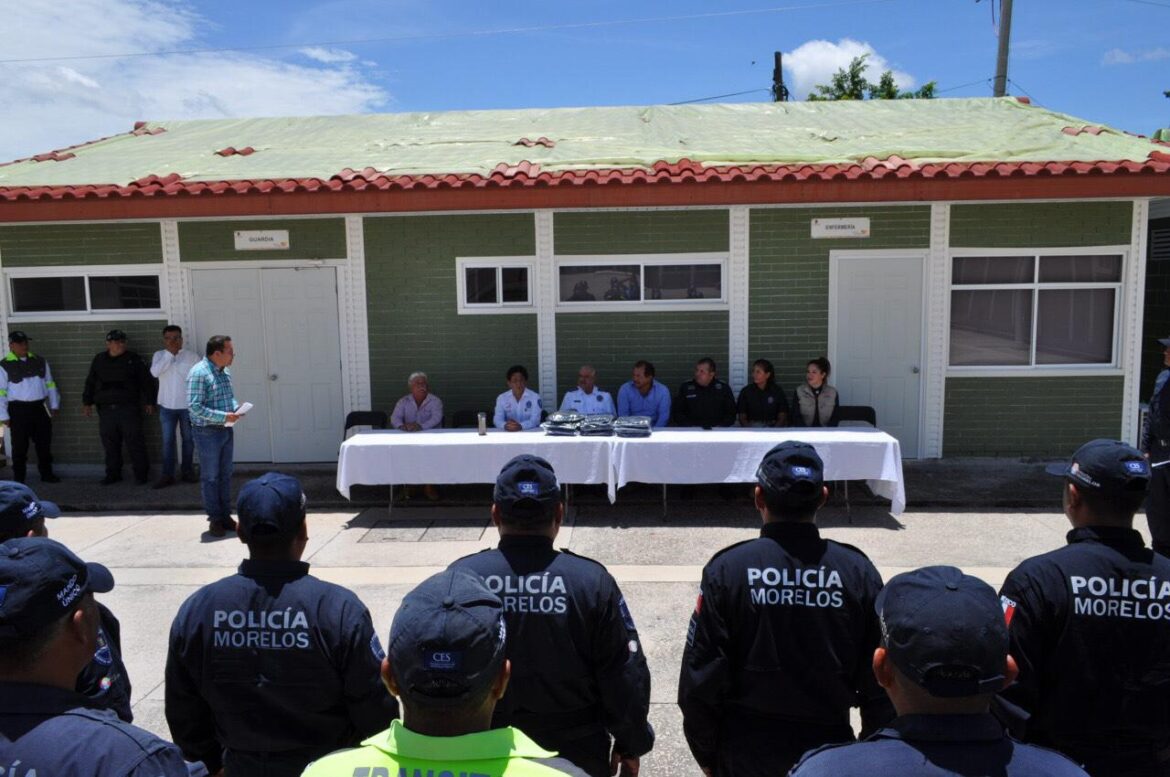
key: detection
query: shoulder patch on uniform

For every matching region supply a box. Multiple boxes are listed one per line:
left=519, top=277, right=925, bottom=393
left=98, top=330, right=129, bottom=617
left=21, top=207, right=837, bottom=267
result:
left=1000, top=595, right=1017, bottom=627
left=370, top=633, right=386, bottom=661
left=618, top=596, right=637, bottom=632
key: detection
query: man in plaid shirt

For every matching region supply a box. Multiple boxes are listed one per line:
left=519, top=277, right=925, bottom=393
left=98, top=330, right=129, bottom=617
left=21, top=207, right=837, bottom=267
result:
left=187, top=335, right=242, bottom=537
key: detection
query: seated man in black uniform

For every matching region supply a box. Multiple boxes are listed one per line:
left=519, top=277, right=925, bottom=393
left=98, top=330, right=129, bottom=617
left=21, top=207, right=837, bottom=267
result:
left=678, top=441, right=893, bottom=777
left=449, top=455, right=654, bottom=777
left=0, top=538, right=195, bottom=777
left=0, top=480, right=133, bottom=722
left=999, top=439, right=1170, bottom=777
left=672, top=357, right=736, bottom=429
left=789, top=565, right=1088, bottom=776
left=166, top=472, right=398, bottom=777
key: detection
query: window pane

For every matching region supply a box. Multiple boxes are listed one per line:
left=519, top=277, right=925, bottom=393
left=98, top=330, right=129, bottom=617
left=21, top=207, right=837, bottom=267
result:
left=558, top=265, right=641, bottom=302
left=952, top=256, right=1033, bottom=284
left=465, top=267, right=497, bottom=305
left=500, top=267, right=528, bottom=303
left=1036, top=289, right=1115, bottom=364
left=10, top=277, right=87, bottom=312
left=949, top=289, right=1032, bottom=365
left=1038, top=254, right=1122, bottom=283
left=88, top=276, right=161, bottom=309
left=644, top=264, right=722, bottom=300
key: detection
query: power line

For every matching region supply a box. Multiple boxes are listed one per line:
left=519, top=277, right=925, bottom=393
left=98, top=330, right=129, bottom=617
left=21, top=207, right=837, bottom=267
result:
left=1123, top=0, right=1170, bottom=8
left=937, top=77, right=994, bottom=94
left=1007, top=78, right=1035, bottom=101
left=0, top=0, right=896, bottom=65
left=670, top=89, right=772, bottom=105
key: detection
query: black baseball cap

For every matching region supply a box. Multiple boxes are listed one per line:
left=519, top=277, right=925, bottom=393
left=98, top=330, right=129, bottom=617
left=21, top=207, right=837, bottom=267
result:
left=493, top=455, right=561, bottom=519
left=877, top=565, right=1008, bottom=698
left=236, top=473, right=306, bottom=542
left=1045, top=439, right=1151, bottom=495
left=0, top=537, right=114, bottom=638
left=7, top=331, right=30, bottom=343
left=756, top=441, right=824, bottom=503
left=105, top=329, right=127, bottom=342
left=388, top=569, right=507, bottom=707
left=0, top=481, right=60, bottom=539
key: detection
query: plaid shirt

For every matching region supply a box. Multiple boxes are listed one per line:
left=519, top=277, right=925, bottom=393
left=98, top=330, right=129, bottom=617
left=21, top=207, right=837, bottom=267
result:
left=187, top=357, right=238, bottom=427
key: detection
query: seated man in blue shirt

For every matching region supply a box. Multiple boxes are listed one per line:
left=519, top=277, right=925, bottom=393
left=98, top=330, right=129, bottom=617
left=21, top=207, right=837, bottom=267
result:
left=616, top=360, right=671, bottom=428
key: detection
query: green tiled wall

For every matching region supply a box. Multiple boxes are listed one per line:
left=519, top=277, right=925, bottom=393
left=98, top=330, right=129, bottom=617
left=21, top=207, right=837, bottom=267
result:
left=748, top=205, right=931, bottom=390
left=1141, top=216, right=1170, bottom=399
left=555, top=312, right=729, bottom=403
left=0, top=223, right=162, bottom=266
left=364, top=214, right=537, bottom=420
left=944, top=376, right=1123, bottom=456
left=950, top=201, right=1132, bottom=248
left=554, top=210, right=728, bottom=254
left=7, top=322, right=167, bottom=464
left=179, top=218, right=346, bottom=262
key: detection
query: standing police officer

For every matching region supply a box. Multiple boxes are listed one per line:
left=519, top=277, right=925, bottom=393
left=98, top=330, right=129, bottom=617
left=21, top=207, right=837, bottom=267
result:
left=0, top=538, right=195, bottom=777
left=0, top=331, right=61, bottom=483
left=449, top=455, right=654, bottom=777
left=999, top=439, right=1170, bottom=777
left=789, top=565, right=1088, bottom=777
left=678, top=441, right=893, bottom=777
left=82, top=329, right=155, bottom=485
left=672, top=357, right=736, bottom=428
left=1141, top=334, right=1170, bottom=556
left=165, top=473, right=398, bottom=777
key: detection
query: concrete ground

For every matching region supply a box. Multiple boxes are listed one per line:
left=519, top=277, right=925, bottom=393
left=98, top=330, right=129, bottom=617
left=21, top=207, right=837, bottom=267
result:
left=39, top=461, right=1157, bottom=774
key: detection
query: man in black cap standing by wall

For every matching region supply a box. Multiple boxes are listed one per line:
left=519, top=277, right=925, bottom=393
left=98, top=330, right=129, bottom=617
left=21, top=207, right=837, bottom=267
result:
left=678, top=441, right=892, bottom=777
left=302, top=569, right=588, bottom=777
left=449, top=455, right=653, bottom=777
left=0, top=480, right=133, bottom=722
left=789, top=565, right=1088, bottom=776
left=999, top=438, right=1170, bottom=777
left=1142, top=334, right=1170, bottom=556
left=0, top=331, right=61, bottom=483
left=165, top=472, right=397, bottom=777
left=0, top=537, right=195, bottom=776
left=82, top=329, right=155, bottom=485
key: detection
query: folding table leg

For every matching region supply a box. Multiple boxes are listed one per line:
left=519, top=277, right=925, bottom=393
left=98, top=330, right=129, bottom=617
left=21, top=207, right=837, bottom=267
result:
left=662, top=484, right=668, bottom=519
left=388, top=484, right=393, bottom=516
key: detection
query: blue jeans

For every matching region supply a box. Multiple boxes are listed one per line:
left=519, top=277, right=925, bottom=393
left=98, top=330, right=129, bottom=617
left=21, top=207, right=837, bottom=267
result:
left=159, top=407, right=194, bottom=477
left=193, top=425, right=233, bottom=525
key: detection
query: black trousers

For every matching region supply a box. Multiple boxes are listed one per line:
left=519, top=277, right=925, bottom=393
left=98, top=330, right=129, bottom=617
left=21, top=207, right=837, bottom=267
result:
left=8, top=400, right=53, bottom=482
left=97, top=404, right=149, bottom=480
left=1147, top=465, right=1170, bottom=557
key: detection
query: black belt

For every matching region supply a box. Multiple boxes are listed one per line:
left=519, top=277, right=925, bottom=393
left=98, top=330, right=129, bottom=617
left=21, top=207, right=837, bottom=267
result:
left=8, top=399, right=47, bottom=405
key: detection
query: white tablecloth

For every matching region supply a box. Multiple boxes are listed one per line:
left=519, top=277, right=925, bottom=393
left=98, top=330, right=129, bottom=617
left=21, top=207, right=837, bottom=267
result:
left=337, top=427, right=906, bottom=514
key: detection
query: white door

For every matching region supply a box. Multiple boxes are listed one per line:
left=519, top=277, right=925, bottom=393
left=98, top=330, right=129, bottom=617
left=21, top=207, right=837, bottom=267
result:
left=831, top=254, right=924, bottom=457
left=191, top=267, right=343, bottom=462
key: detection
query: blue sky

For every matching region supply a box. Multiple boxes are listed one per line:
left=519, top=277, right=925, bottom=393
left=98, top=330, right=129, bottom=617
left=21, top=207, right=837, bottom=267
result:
left=2, top=0, right=1168, bottom=163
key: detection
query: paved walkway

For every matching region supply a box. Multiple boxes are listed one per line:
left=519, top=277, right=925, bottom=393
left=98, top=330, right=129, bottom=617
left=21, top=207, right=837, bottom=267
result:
left=47, top=496, right=1157, bottom=774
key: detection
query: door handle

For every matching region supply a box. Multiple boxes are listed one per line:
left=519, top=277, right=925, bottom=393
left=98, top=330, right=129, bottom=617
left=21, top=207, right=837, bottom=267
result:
left=911, top=366, right=920, bottom=374
left=269, top=374, right=278, bottom=381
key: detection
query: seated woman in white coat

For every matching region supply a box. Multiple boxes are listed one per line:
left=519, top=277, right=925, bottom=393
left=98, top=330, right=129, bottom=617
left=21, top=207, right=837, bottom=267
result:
left=493, top=364, right=543, bottom=431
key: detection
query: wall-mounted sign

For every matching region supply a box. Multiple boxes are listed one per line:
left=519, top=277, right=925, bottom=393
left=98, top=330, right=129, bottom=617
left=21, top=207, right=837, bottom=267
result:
left=234, top=230, right=290, bottom=251
left=811, top=218, right=871, bottom=239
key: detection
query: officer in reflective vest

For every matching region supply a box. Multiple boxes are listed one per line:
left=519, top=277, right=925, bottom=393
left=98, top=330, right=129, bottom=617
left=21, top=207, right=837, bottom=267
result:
left=0, top=331, right=61, bottom=483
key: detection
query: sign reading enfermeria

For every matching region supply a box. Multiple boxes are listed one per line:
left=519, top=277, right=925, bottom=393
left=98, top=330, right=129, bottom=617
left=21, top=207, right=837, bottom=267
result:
left=811, top=218, right=871, bottom=239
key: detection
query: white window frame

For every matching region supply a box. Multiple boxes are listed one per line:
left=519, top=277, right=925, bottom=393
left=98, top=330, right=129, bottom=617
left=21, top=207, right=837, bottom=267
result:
left=456, top=256, right=536, bottom=315
left=554, top=252, right=729, bottom=313
left=4, top=263, right=167, bottom=322
left=946, top=246, right=1127, bottom=376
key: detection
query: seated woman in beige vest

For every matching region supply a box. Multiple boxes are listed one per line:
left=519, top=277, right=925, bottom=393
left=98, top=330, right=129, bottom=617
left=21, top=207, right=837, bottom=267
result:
left=791, top=356, right=839, bottom=427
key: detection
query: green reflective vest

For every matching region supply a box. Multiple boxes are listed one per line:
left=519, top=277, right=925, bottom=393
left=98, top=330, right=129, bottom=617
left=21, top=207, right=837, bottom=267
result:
left=301, top=721, right=586, bottom=777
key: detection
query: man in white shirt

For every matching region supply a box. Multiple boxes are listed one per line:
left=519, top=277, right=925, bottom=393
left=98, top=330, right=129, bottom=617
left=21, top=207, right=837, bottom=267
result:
left=150, top=325, right=201, bottom=489
left=560, top=365, right=616, bottom=416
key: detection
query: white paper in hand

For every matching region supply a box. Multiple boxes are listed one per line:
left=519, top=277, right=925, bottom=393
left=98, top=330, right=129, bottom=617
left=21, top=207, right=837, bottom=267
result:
left=225, top=401, right=253, bottom=427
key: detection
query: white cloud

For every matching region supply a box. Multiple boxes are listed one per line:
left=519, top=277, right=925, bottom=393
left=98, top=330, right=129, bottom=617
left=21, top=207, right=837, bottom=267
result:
left=783, top=38, right=915, bottom=99
left=0, top=0, right=388, bottom=162
left=1102, top=47, right=1170, bottom=66
left=300, top=47, right=358, bottom=64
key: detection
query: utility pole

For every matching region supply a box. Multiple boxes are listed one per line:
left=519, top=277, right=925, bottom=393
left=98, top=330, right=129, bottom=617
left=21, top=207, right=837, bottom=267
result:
left=992, top=0, right=1013, bottom=97
left=772, top=51, right=789, bottom=102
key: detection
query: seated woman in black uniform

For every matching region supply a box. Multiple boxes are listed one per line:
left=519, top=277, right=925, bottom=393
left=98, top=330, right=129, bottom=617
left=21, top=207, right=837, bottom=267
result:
left=737, top=358, right=790, bottom=427
left=791, top=357, right=839, bottom=427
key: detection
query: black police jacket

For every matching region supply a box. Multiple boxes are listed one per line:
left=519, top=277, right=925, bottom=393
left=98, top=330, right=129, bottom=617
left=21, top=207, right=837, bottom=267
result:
left=76, top=602, right=134, bottom=723
left=678, top=521, right=893, bottom=773
left=0, top=682, right=193, bottom=777
left=999, top=525, right=1170, bottom=777
left=165, top=559, right=398, bottom=774
left=672, top=379, right=736, bottom=428
left=82, top=350, right=156, bottom=407
left=450, top=535, right=654, bottom=758
left=789, top=713, right=1089, bottom=776
left=1147, top=369, right=1170, bottom=462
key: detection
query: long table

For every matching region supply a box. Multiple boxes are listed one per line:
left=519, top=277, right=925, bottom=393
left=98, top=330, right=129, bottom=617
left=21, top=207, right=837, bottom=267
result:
left=337, top=427, right=906, bottom=514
